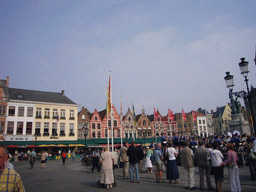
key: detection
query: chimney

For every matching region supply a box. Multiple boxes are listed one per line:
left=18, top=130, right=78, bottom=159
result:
left=61, top=90, right=65, bottom=96
left=6, top=76, right=9, bottom=87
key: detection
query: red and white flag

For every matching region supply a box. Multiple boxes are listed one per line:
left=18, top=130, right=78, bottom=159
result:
left=192, top=111, right=197, bottom=122
left=182, top=109, right=187, bottom=121
left=154, top=107, right=159, bottom=120
left=168, top=109, right=174, bottom=121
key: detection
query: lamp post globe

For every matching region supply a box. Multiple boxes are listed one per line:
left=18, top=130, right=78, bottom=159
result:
left=224, top=71, right=234, bottom=89
left=238, top=58, right=249, bottom=75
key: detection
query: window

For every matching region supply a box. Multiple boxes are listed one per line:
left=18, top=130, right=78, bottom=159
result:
left=148, top=129, right=152, bottom=136
left=117, top=129, right=120, bottom=137
left=0, top=106, right=6, bottom=116
left=108, top=120, right=111, bottom=127
left=53, top=109, right=58, bottom=118
left=105, top=129, right=108, bottom=137
left=125, top=131, right=128, bottom=138
left=199, top=126, right=202, bottom=131
left=138, top=129, right=142, bottom=137
left=92, top=132, right=96, bottom=138
left=97, top=131, right=101, bottom=138
left=60, top=123, right=65, bottom=135
left=95, top=116, right=98, bottom=121
left=0, top=122, right=4, bottom=133
left=160, top=123, right=163, bottom=129
left=44, top=108, right=50, bottom=118
left=114, top=120, right=117, bottom=127
left=69, top=123, right=74, bottom=134
left=112, top=130, right=115, bottom=138
left=60, top=109, right=65, bottom=119
left=44, top=123, right=49, bottom=135
left=92, top=123, right=95, bottom=129
left=27, top=107, right=33, bottom=117
left=82, top=115, right=85, bottom=119
left=97, top=123, right=101, bottom=129
left=129, top=131, right=132, bottom=138
left=17, top=122, right=23, bottom=135
left=36, top=108, right=42, bottom=118
left=156, top=131, right=159, bottom=137
left=7, top=121, right=14, bottom=135
left=203, top=126, right=206, bottom=130
left=199, top=120, right=202, bottom=124
left=128, top=117, right=131, bottom=121
left=125, top=123, right=128, bottom=127
left=8, top=106, right=15, bottom=116
left=143, top=120, right=146, bottom=126
left=52, top=123, right=57, bottom=135
left=18, top=107, right=24, bottom=116
left=203, top=120, right=206, bottom=124
left=35, top=122, right=41, bottom=135
left=70, top=110, right=74, bottom=119
left=26, top=122, right=32, bottom=135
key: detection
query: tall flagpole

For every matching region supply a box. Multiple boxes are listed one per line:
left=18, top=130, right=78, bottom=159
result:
left=154, top=107, right=157, bottom=143
left=106, top=82, right=109, bottom=150
left=120, top=99, right=123, bottom=147
left=110, top=72, right=114, bottom=152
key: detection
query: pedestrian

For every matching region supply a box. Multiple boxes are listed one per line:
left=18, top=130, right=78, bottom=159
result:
left=127, top=141, right=144, bottom=183
left=99, top=147, right=114, bottom=189
left=0, top=147, right=26, bottom=191
left=41, top=150, right=47, bottom=169
left=119, top=141, right=129, bottom=179
left=210, top=142, right=224, bottom=192
left=62, top=151, right=67, bottom=165
left=145, top=147, right=153, bottom=173
left=244, top=137, right=256, bottom=180
left=92, top=149, right=100, bottom=172
left=71, top=150, right=75, bottom=162
left=153, top=143, right=164, bottom=183
left=29, top=148, right=37, bottom=169
left=181, top=140, right=197, bottom=190
left=195, top=140, right=214, bottom=190
left=165, top=140, right=179, bottom=184
left=221, top=143, right=241, bottom=192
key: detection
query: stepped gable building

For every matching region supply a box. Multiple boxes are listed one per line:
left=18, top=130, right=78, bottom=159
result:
left=0, top=77, right=9, bottom=142
left=147, top=109, right=166, bottom=137
left=90, top=109, right=102, bottom=139
left=161, top=114, right=177, bottom=137
left=174, top=113, right=184, bottom=133
left=136, top=108, right=152, bottom=138
left=78, top=107, right=91, bottom=139
left=123, top=108, right=136, bottom=139
left=5, top=86, right=79, bottom=143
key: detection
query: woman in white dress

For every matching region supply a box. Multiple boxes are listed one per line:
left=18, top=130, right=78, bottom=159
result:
left=145, top=147, right=153, bottom=173
left=100, top=147, right=114, bottom=189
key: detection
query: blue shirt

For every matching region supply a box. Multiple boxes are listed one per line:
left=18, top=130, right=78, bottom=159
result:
left=153, top=148, right=163, bottom=162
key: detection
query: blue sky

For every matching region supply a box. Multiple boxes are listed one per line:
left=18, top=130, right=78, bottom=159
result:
left=1, top=0, right=256, bottom=115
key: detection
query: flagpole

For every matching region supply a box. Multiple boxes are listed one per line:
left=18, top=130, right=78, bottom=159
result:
left=182, top=109, right=184, bottom=133
left=110, top=72, right=114, bottom=152
left=154, top=107, right=157, bottom=144
left=106, top=82, right=109, bottom=150
left=120, top=98, right=123, bottom=147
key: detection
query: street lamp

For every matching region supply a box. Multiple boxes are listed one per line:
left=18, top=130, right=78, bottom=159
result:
left=224, top=72, right=234, bottom=90
left=83, top=125, right=89, bottom=154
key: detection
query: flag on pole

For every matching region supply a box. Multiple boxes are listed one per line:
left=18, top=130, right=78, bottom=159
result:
left=107, top=74, right=112, bottom=114
left=168, top=109, right=174, bottom=121
left=192, top=111, right=197, bottom=122
left=154, top=107, right=159, bottom=119
left=132, top=102, right=136, bottom=126
left=182, top=109, right=187, bottom=121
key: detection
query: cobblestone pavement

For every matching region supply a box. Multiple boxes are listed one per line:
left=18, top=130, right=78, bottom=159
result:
left=13, top=159, right=256, bottom=192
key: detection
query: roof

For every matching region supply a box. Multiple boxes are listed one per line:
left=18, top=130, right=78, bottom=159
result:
left=98, top=109, right=106, bottom=121
left=147, top=114, right=154, bottom=122
left=136, top=114, right=142, bottom=122
left=8, top=88, right=77, bottom=105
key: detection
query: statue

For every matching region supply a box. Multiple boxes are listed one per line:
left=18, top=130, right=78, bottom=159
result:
left=229, top=89, right=241, bottom=114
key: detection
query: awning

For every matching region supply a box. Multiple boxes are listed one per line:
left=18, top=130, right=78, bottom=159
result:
left=57, top=144, right=67, bottom=147
left=26, top=145, right=38, bottom=148
left=6, top=145, right=20, bottom=148
left=68, top=144, right=85, bottom=147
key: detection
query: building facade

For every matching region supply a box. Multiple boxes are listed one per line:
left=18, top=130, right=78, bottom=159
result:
left=0, top=77, right=8, bottom=142
left=123, top=108, right=136, bottom=139
left=77, top=107, right=91, bottom=140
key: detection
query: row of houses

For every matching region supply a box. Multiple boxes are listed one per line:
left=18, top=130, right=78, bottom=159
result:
left=0, top=76, right=247, bottom=146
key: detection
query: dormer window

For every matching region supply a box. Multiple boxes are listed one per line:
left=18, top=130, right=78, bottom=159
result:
left=95, top=116, right=98, bottom=121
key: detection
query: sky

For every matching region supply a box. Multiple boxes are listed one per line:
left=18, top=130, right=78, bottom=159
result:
left=1, top=0, right=256, bottom=116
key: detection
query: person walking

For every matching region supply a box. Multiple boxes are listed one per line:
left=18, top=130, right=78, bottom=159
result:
left=41, top=150, right=47, bottom=169
left=62, top=151, right=67, bottom=166
left=210, top=142, right=224, bottom=192
left=71, top=151, right=75, bottom=162
left=244, top=137, right=256, bottom=180
left=153, top=143, right=164, bottom=183
left=195, top=140, right=214, bottom=190
left=221, top=143, right=241, bottom=192
left=165, top=141, right=179, bottom=184
left=119, top=141, right=129, bottom=179
left=99, top=147, right=114, bottom=189
left=92, top=149, right=100, bottom=172
left=127, top=141, right=144, bottom=183
left=181, top=140, right=197, bottom=190
left=29, top=148, right=37, bottom=169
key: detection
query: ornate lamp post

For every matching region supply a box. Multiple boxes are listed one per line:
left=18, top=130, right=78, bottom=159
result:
left=83, top=125, right=89, bottom=154
left=224, top=58, right=256, bottom=134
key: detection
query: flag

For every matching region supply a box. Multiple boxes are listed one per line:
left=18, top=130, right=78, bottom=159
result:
left=192, top=111, right=197, bottom=122
left=132, top=102, right=136, bottom=126
left=107, top=73, right=111, bottom=114
left=168, top=109, right=174, bottom=121
left=120, top=100, right=123, bottom=119
left=182, top=109, right=187, bottom=121
left=154, top=107, right=159, bottom=120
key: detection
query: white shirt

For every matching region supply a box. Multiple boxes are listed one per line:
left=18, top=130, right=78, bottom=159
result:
left=210, top=149, right=223, bottom=167
left=166, top=147, right=177, bottom=160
